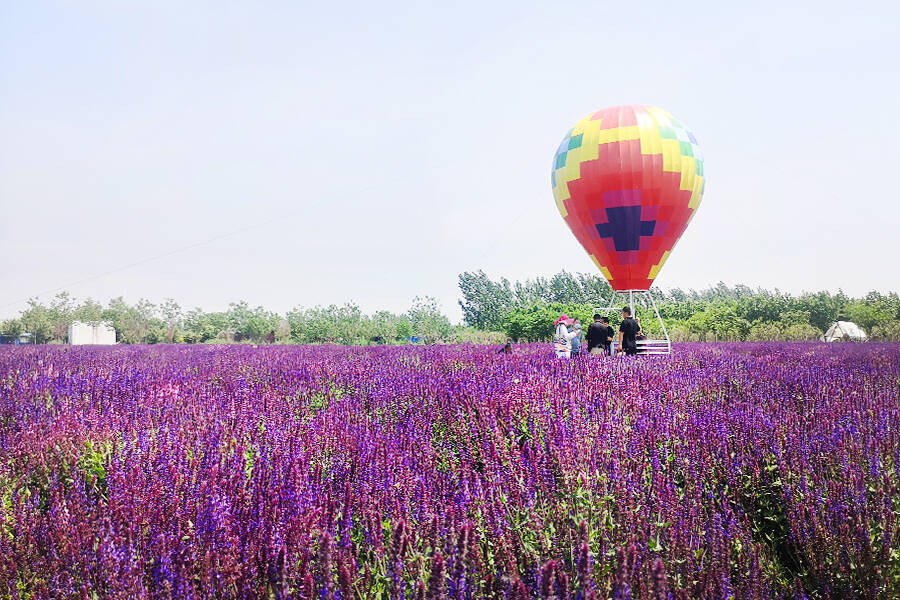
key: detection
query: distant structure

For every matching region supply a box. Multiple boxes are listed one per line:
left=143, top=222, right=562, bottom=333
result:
left=0, top=332, right=33, bottom=345
left=68, top=321, right=116, bottom=345
left=821, top=321, right=867, bottom=342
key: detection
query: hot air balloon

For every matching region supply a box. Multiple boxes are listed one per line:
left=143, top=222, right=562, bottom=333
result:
left=551, top=105, right=705, bottom=353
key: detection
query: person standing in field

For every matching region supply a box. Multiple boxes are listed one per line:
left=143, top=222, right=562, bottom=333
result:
left=600, top=317, right=614, bottom=355
left=586, top=314, right=607, bottom=355
left=617, top=306, right=640, bottom=356
left=553, top=315, right=578, bottom=358
left=570, top=320, right=584, bottom=358
left=635, top=316, right=646, bottom=341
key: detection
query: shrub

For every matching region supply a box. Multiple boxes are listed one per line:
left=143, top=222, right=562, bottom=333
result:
left=870, top=320, right=900, bottom=342
left=447, top=327, right=507, bottom=345
left=749, top=322, right=782, bottom=341
left=783, top=323, right=822, bottom=341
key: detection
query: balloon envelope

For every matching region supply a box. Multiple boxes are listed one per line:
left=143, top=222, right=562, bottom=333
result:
left=551, top=105, right=705, bottom=291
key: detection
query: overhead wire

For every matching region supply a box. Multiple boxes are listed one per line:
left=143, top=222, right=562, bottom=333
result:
left=1, top=179, right=387, bottom=310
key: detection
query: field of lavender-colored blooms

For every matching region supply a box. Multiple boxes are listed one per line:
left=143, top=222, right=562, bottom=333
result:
left=1, top=343, right=899, bottom=599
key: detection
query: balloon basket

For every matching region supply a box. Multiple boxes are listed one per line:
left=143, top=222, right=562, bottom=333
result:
left=600, top=289, right=671, bottom=356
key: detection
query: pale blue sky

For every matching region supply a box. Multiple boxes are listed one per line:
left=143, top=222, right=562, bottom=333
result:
left=2, top=1, right=898, bottom=320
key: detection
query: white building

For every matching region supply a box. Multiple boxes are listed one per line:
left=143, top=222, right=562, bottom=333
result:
left=68, top=321, right=117, bottom=345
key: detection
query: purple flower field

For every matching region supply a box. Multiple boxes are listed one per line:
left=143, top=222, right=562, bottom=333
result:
left=1, top=343, right=898, bottom=599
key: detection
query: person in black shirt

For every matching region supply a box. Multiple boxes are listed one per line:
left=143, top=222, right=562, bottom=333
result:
left=600, top=317, right=614, bottom=354
left=586, top=314, right=606, bottom=355
left=618, top=306, right=640, bottom=355
left=587, top=314, right=615, bottom=355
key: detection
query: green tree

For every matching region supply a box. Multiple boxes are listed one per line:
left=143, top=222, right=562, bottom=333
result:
left=103, top=298, right=157, bottom=344
left=546, top=272, right=584, bottom=303
left=844, top=300, right=893, bottom=332
left=370, top=310, right=400, bottom=344
left=73, top=298, right=104, bottom=323
left=408, top=296, right=451, bottom=344
left=274, top=319, right=292, bottom=343
left=226, top=301, right=282, bottom=343
left=685, top=303, right=751, bottom=341
left=1, top=318, right=23, bottom=339
left=503, top=304, right=554, bottom=342
left=226, top=301, right=253, bottom=339
left=458, top=270, right=514, bottom=330
left=734, top=293, right=789, bottom=323
left=20, top=299, right=54, bottom=344
left=100, top=297, right=129, bottom=342
left=460, top=270, right=611, bottom=330
left=448, top=326, right=507, bottom=344
left=181, top=308, right=217, bottom=343
left=395, top=316, right=413, bottom=341
left=160, top=298, right=183, bottom=343
left=748, top=322, right=781, bottom=341
left=783, top=323, right=822, bottom=341
left=870, top=320, right=900, bottom=341
left=49, top=292, right=75, bottom=342
left=793, top=291, right=846, bottom=332
left=502, top=303, right=595, bottom=342
left=334, top=303, right=367, bottom=344
left=286, top=304, right=368, bottom=344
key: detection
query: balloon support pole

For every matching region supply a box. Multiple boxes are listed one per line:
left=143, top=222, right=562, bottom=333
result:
left=601, top=288, right=671, bottom=355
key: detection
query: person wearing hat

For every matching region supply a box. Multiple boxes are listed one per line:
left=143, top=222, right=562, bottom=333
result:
left=553, top=314, right=579, bottom=358
left=570, top=319, right=584, bottom=358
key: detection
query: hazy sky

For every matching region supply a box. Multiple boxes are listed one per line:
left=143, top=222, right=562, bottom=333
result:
left=2, top=1, right=898, bottom=321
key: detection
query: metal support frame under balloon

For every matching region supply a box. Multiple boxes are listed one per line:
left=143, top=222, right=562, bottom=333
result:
left=600, top=288, right=671, bottom=355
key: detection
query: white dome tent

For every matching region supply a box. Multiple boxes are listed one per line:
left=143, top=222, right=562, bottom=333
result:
left=820, top=321, right=867, bottom=342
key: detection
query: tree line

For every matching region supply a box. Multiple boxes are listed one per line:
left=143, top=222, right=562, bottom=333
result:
left=0, top=293, right=503, bottom=346
left=3, top=273, right=898, bottom=345
left=458, top=270, right=900, bottom=342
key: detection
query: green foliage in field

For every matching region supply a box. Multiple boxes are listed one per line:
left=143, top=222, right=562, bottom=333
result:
left=4, top=293, right=474, bottom=347
left=3, top=273, right=898, bottom=345
left=460, top=271, right=900, bottom=342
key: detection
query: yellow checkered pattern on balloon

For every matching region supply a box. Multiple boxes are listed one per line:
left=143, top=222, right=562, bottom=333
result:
left=552, top=106, right=704, bottom=218
left=550, top=105, right=706, bottom=291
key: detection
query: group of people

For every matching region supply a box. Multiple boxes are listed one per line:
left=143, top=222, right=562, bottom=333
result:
left=553, top=306, right=644, bottom=358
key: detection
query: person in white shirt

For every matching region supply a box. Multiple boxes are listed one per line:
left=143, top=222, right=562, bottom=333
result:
left=553, top=314, right=579, bottom=358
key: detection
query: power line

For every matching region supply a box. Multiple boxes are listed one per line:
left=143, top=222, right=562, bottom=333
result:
left=3, top=180, right=385, bottom=310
